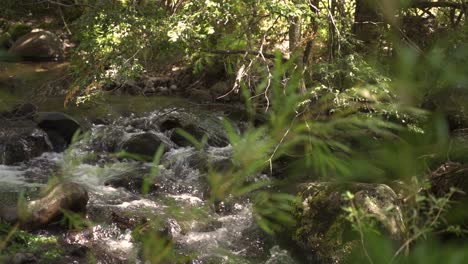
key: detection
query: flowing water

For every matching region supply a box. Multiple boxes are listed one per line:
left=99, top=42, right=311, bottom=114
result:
left=0, top=61, right=298, bottom=263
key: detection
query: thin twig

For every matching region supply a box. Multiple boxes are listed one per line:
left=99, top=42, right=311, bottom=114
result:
left=58, top=6, right=72, bottom=35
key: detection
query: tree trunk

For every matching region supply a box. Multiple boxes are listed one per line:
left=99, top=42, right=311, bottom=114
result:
left=289, top=0, right=306, bottom=93
left=353, top=0, right=383, bottom=54
left=303, top=0, right=320, bottom=67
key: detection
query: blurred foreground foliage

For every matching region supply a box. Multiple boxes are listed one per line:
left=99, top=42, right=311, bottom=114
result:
left=1, top=0, right=468, bottom=263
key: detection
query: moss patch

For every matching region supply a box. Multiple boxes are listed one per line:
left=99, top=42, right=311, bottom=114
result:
left=0, top=222, right=63, bottom=263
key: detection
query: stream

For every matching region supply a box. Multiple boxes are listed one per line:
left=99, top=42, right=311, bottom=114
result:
left=0, top=62, right=298, bottom=263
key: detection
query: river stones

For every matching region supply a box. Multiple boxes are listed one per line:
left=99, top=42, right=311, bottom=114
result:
left=121, top=132, right=168, bottom=160
left=13, top=182, right=89, bottom=229
left=0, top=103, right=37, bottom=120
left=35, top=112, right=81, bottom=151
left=0, top=109, right=79, bottom=164
left=8, top=30, right=63, bottom=61
left=158, top=111, right=230, bottom=147
left=294, top=182, right=405, bottom=263
left=0, top=127, right=52, bottom=165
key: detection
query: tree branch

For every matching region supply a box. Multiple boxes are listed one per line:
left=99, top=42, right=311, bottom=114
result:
left=202, top=49, right=288, bottom=62
left=409, top=1, right=466, bottom=9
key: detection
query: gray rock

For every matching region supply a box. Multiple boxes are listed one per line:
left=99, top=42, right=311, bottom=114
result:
left=0, top=127, right=52, bottom=165
left=265, top=246, right=296, bottom=264
left=159, top=111, right=230, bottom=147
left=120, top=132, right=167, bottom=160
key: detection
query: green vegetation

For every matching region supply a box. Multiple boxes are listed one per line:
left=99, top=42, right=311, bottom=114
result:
left=1, top=0, right=468, bottom=263
left=0, top=222, right=63, bottom=263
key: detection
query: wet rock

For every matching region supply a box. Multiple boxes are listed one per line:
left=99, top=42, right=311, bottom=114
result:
left=15, top=182, right=89, bottom=229
left=120, top=132, right=167, bottom=160
left=189, top=89, right=212, bottom=102
left=265, top=246, right=296, bottom=264
left=81, top=125, right=126, bottom=153
left=8, top=30, right=63, bottom=61
left=104, top=166, right=155, bottom=193
left=170, top=123, right=207, bottom=147
left=294, top=182, right=405, bottom=263
left=206, top=146, right=233, bottom=171
left=161, top=147, right=208, bottom=170
left=66, top=244, right=89, bottom=258
left=159, top=111, right=230, bottom=147
left=155, top=146, right=233, bottom=197
left=35, top=112, right=81, bottom=151
left=0, top=127, right=52, bottom=165
left=0, top=103, right=37, bottom=120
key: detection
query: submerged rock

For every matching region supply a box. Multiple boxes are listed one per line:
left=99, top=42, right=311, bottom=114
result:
left=0, top=182, right=89, bottom=229
left=8, top=30, right=63, bottom=60
left=294, top=182, right=405, bottom=263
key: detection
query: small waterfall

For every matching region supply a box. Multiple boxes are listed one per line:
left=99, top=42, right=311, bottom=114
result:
left=0, top=107, right=296, bottom=263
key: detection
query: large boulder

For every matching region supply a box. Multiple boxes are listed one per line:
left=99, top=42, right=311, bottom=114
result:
left=8, top=30, right=63, bottom=61
left=35, top=112, right=81, bottom=151
left=294, top=182, right=405, bottom=263
left=0, top=126, right=52, bottom=165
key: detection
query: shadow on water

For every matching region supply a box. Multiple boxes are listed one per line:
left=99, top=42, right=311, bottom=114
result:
left=0, top=60, right=203, bottom=120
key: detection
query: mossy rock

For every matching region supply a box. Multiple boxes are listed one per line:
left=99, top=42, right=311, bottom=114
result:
left=7, top=24, right=32, bottom=41
left=0, top=23, right=31, bottom=49
left=0, top=32, right=12, bottom=48
left=294, top=182, right=405, bottom=263
left=0, top=222, right=65, bottom=263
